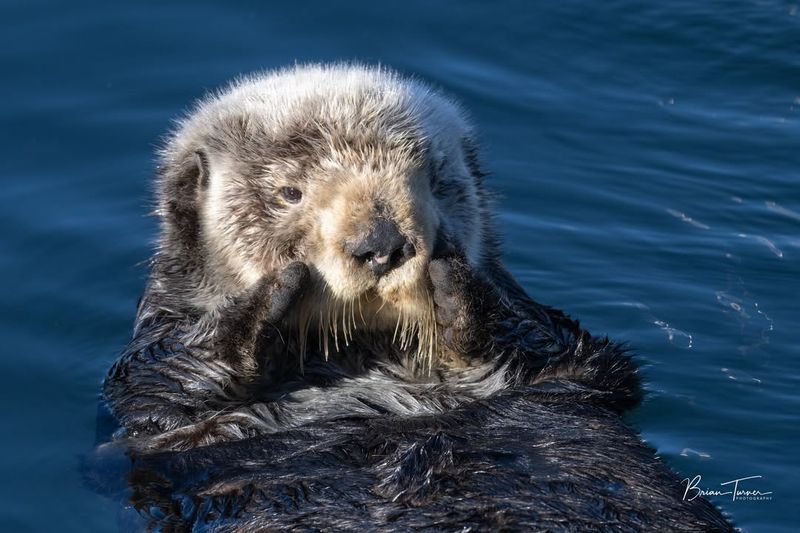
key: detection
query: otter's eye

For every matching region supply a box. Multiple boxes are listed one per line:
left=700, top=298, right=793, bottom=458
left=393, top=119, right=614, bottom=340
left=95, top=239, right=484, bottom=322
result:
left=280, top=186, right=303, bottom=204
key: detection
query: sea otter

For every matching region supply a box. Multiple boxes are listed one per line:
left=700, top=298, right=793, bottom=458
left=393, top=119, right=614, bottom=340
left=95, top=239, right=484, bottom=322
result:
left=98, top=64, right=734, bottom=531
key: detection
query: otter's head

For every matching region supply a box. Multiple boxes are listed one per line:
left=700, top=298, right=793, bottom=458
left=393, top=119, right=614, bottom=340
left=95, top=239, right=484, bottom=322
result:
left=156, top=64, right=494, bottom=361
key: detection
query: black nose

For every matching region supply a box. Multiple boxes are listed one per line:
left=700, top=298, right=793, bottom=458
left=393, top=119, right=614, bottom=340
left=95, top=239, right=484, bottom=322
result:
left=347, top=218, right=416, bottom=277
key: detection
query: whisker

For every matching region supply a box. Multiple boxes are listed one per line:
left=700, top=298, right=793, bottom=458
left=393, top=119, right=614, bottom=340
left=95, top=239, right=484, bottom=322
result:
left=357, top=297, right=366, bottom=326
left=427, top=292, right=437, bottom=374
left=341, top=298, right=349, bottom=347
left=322, top=288, right=332, bottom=360
left=392, top=305, right=402, bottom=343
left=332, top=301, right=340, bottom=353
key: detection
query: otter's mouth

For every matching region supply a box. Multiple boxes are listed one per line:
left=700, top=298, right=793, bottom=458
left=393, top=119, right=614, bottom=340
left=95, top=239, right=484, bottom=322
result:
left=290, top=259, right=437, bottom=368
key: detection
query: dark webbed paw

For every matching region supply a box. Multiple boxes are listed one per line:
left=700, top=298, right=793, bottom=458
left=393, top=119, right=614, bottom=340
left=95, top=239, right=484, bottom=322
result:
left=216, top=261, right=310, bottom=371
left=255, top=261, right=311, bottom=340
left=428, top=255, right=496, bottom=362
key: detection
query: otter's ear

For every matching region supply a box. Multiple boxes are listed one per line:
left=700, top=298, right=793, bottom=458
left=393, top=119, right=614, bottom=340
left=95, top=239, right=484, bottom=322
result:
left=194, top=150, right=210, bottom=188
left=160, top=148, right=211, bottom=251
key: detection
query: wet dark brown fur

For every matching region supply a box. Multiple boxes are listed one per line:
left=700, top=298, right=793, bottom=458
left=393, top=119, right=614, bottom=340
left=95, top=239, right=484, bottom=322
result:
left=94, top=64, right=734, bottom=532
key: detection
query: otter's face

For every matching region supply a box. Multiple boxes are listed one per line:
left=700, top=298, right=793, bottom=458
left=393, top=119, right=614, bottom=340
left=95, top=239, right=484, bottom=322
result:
left=202, top=137, right=481, bottom=327
left=207, top=148, right=438, bottom=306
left=164, top=80, right=488, bottom=359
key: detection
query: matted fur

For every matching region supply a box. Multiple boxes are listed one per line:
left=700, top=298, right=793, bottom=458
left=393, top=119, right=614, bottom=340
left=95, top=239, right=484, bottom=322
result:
left=95, top=64, right=734, bottom=532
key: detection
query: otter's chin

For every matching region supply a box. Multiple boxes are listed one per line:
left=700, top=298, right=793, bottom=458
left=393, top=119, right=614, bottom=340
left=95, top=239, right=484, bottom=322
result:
left=296, top=255, right=437, bottom=361
left=375, top=261, right=427, bottom=298
left=367, top=272, right=435, bottom=333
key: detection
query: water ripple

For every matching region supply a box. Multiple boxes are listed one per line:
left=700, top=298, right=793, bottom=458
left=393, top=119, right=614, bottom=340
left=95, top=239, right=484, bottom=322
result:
left=653, top=319, right=694, bottom=349
left=765, top=200, right=800, bottom=223
left=736, top=233, right=784, bottom=258
left=680, top=448, right=712, bottom=459
left=666, top=208, right=711, bottom=230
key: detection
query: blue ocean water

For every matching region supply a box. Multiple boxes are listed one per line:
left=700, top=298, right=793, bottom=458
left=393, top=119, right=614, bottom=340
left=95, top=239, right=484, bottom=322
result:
left=0, top=1, right=797, bottom=531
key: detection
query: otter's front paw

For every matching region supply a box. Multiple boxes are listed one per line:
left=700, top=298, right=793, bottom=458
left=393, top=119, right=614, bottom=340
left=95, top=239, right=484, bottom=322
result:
left=253, top=261, right=311, bottom=340
left=428, top=256, right=494, bottom=361
left=216, top=262, right=310, bottom=369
